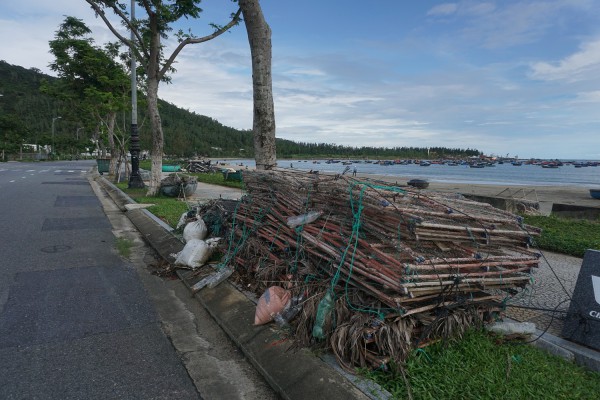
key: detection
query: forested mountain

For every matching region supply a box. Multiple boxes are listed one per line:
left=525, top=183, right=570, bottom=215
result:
left=0, top=61, right=481, bottom=159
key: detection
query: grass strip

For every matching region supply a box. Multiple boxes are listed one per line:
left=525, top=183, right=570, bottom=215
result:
left=116, top=182, right=189, bottom=227
left=524, top=215, right=600, bottom=257
left=364, top=329, right=600, bottom=400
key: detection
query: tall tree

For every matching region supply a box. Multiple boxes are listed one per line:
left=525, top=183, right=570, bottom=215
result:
left=239, top=0, right=276, bottom=170
left=84, top=0, right=241, bottom=195
left=47, top=17, right=130, bottom=173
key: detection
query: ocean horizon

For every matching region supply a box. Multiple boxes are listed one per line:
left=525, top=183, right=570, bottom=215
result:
left=221, top=159, right=600, bottom=188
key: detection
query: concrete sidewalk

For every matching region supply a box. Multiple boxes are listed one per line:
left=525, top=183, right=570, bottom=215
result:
left=97, top=176, right=381, bottom=400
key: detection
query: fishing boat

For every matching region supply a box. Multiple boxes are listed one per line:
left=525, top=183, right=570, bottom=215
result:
left=541, top=162, right=559, bottom=168
left=407, top=179, right=429, bottom=189
left=590, top=189, right=600, bottom=199
left=419, top=161, right=431, bottom=166
left=469, top=162, right=485, bottom=168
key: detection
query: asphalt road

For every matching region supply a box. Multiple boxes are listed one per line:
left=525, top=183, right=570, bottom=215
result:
left=0, top=160, right=200, bottom=399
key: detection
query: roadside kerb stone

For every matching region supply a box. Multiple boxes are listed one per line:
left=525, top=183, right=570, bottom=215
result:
left=178, top=269, right=372, bottom=400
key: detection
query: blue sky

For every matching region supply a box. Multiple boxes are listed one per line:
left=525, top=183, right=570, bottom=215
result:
left=1, top=1, right=600, bottom=159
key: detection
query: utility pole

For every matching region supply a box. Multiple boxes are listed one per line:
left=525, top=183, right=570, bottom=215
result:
left=0, top=94, right=3, bottom=161
left=128, top=0, right=144, bottom=188
left=52, top=116, right=61, bottom=159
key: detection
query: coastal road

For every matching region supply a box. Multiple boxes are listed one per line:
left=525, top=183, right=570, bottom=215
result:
left=0, top=161, right=276, bottom=399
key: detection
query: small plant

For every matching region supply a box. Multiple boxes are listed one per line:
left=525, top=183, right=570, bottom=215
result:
left=115, top=237, right=133, bottom=258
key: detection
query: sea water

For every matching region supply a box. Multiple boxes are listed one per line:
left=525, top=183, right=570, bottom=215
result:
left=222, top=159, right=600, bottom=188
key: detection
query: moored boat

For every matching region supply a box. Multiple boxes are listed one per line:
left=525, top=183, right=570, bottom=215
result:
left=407, top=179, right=429, bottom=189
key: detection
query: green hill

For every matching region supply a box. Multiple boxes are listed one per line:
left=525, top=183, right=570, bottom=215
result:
left=0, top=60, right=480, bottom=159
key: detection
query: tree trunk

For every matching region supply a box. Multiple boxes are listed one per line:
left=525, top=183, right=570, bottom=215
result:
left=239, top=0, right=276, bottom=170
left=107, top=111, right=118, bottom=176
left=145, top=13, right=164, bottom=196
left=147, top=76, right=164, bottom=195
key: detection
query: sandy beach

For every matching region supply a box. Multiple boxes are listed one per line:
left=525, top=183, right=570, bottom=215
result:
left=210, top=160, right=600, bottom=214
left=359, top=172, right=599, bottom=215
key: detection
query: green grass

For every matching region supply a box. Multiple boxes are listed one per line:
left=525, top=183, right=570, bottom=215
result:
left=364, top=329, right=600, bottom=400
left=189, top=172, right=244, bottom=189
left=115, top=237, right=133, bottom=258
left=116, top=183, right=189, bottom=227
left=524, top=215, right=600, bottom=257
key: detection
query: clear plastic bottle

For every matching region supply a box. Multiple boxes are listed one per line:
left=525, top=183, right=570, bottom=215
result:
left=191, top=266, right=234, bottom=292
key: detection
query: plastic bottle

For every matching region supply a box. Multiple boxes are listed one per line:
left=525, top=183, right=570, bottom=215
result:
left=272, top=294, right=305, bottom=327
left=191, top=266, right=234, bottom=293
left=312, top=291, right=334, bottom=339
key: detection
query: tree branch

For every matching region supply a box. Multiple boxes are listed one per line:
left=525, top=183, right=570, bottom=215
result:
left=140, top=0, right=154, bottom=18
left=158, top=8, right=242, bottom=80
left=84, top=0, right=149, bottom=62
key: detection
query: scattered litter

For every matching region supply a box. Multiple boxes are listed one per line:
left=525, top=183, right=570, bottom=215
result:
left=174, top=238, right=220, bottom=269
left=183, top=218, right=208, bottom=242
left=487, top=321, right=536, bottom=336
left=287, top=210, right=322, bottom=228
left=255, top=286, right=292, bottom=325
left=191, top=265, right=234, bottom=292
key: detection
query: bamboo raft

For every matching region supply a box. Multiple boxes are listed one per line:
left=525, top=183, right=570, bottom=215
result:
left=220, top=169, right=541, bottom=370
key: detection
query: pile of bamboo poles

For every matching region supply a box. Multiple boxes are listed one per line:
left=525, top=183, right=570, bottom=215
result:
left=223, top=169, right=540, bottom=368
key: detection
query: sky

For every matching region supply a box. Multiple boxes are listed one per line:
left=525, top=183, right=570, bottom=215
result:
left=1, top=0, right=600, bottom=159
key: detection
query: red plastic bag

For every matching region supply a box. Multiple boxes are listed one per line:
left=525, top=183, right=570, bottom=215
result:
left=254, top=286, right=291, bottom=325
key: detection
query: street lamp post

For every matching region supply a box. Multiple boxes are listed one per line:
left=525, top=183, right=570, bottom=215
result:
left=52, top=116, right=61, bottom=158
left=128, top=0, right=144, bottom=188
left=0, top=94, right=4, bottom=161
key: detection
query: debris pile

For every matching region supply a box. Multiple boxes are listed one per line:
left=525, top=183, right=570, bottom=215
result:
left=219, top=169, right=541, bottom=370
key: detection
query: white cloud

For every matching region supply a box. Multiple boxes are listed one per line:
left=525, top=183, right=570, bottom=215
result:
left=285, top=68, right=326, bottom=76
left=572, top=90, right=600, bottom=103
left=0, top=6, right=121, bottom=74
left=159, top=41, right=254, bottom=129
left=426, top=3, right=458, bottom=16
left=447, top=0, right=594, bottom=49
left=530, top=38, right=600, bottom=81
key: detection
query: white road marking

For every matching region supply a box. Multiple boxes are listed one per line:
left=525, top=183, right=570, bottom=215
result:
left=9, top=180, right=15, bottom=183
left=26, top=170, right=35, bottom=172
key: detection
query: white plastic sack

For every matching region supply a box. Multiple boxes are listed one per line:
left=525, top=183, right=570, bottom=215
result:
left=183, top=218, right=207, bottom=242
left=174, top=238, right=219, bottom=269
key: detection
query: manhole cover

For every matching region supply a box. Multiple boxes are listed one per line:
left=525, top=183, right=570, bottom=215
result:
left=40, top=245, right=72, bottom=253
